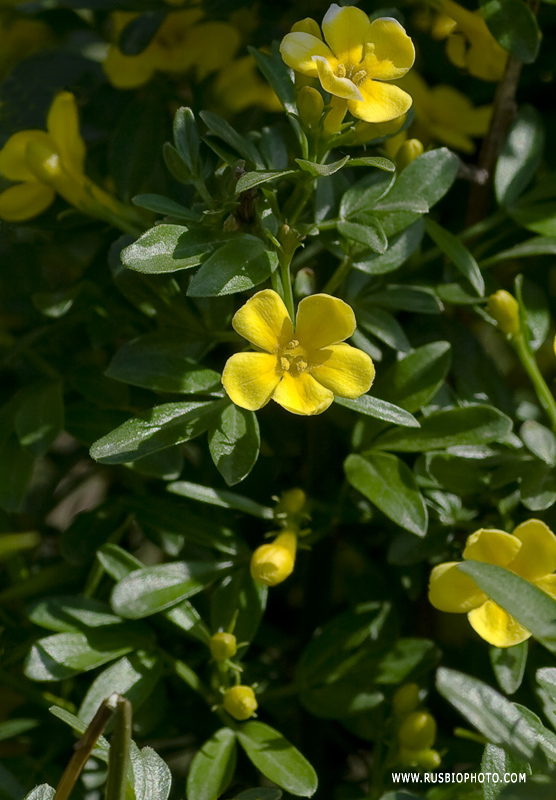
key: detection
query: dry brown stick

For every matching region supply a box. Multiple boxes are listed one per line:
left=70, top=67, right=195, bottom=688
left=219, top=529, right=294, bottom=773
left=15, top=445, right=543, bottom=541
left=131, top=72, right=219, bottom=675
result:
left=465, top=55, right=523, bottom=227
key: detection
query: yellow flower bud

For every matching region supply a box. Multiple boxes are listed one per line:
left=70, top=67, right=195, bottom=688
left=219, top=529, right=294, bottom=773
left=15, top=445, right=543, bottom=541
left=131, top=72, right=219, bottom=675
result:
left=396, top=139, right=424, bottom=170
left=250, top=531, right=297, bottom=586
left=398, top=711, right=437, bottom=750
left=278, top=488, right=306, bottom=516
left=392, top=683, right=420, bottom=716
left=323, top=102, right=347, bottom=134
left=487, top=290, right=520, bottom=337
left=223, top=685, right=258, bottom=721
left=297, top=86, right=324, bottom=129
left=416, top=748, right=442, bottom=770
left=209, top=632, right=237, bottom=662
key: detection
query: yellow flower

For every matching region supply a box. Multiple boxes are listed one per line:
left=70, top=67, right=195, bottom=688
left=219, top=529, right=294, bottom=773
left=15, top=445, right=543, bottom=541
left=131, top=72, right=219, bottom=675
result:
left=251, top=530, right=298, bottom=586
left=212, top=55, right=282, bottom=114
left=209, top=632, right=237, bottom=662
left=222, top=685, right=258, bottom=721
left=431, top=0, right=508, bottom=81
left=487, top=290, right=520, bottom=337
left=395, top=71, right=492, bottom=154
left=280, top=3, right=415, bottom=123
left=222, top=290, right=375, bottom=416
left=103, top=10, right=241, bottom=89
left=429, top=520, right=556, bottom=647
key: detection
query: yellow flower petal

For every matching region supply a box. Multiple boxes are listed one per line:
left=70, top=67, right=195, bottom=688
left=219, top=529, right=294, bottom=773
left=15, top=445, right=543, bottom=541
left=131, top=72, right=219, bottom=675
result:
left=311, top=343, right=375, bottom=398
left=175, top=22, right=240, bottom=79
left=428, top=562, right=487, bottom=613
left=103, top=46, right=156, bottom=89
left=280, top=32, right=334, bottom=77
left=295, top=294, right=356, bottom=351
left=534, top=574, right=556, bottom=600
left=321, top=3, right=372, bottom=64
left=46, top=92, right=86, bottom=179
left=364, top=18, right=415, bottom=80
left=509, top=519, right=556, bottom=581
left=313, top=55, right=363, bottom=101
left=232, top=289, right=293, bottom=352
left=0, top=181, right=55, bottom=222
left=349, top=79, right=412, bottom=124
left=222, top=352, right=281, bottom=411
left=291, top=18, right=323, bottom=40
left=272, top=372, right=333, bottom=416
left=463, top=529, right=521, bottom=567
left=0, top=130, right=53, bottom=182
left=467, top=600, right=531, bottom=647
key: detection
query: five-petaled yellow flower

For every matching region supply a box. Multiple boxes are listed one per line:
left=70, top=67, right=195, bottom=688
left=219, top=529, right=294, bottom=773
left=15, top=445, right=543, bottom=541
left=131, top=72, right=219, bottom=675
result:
left=429, top=519, right=556, bottom=648
left=280, top=3, right=415, bottom=123
left=222, top=290, right=375, bottom=416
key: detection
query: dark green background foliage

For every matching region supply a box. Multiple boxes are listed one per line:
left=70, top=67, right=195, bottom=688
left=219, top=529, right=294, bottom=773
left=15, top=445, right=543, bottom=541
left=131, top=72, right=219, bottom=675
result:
left=2, top=0, right=556, bottom=799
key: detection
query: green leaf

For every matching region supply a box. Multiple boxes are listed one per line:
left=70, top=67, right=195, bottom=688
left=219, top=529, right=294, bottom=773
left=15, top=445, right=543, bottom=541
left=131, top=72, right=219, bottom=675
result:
left=436, top=667, right=551, bottom=768
left=337, top=218, right=388, bottom=253
left=163, top=142, right=196, bottom=185
left=132, top=746, right=173, bottom=800
left=208, top=403, right=260, bottom=486
left=458, top=561, right=556, bottom=654
left=132, top=194, right=200, bottom=222
left=356, top=307, right=411, bottom=352
left=0, top=433, right=34, bottom=513
left=536, top=667, right=556, bottom=702
left=187, top=236, right=278, bottom=297
left=480, top=0, right=541, bottom=63
left=78, top=652, right=162, bottom=724
left=349, top=156, right=395, bottom=171
left=111, top=561, right=233, bottom=619
left=296, top=156, right=350, bottom=177
left=0, top=719, right=38, bottom=743
left=335, top=395, right=420, bottom=428
left=481, top=237, right=556, bottom=266
left=90, top=400, right=225, bottom=464
left=366, top=285, right=443, bottom=314
left=353, top=219, right=424, bottom=276
left=49, top=707, right=109, bottom=759
left=28, top=595, right=123, bottom=632
left=121, top=225, right=205, bottom=274
left=377, top=148, right=460, bottom=211
left=495, top=106, right=544, bottom=206
left=32, top=285, right=81, bottom=318
left=235, top=170, right=296, bottom=193
left=211, top=567, right=267, bottom=647
left=24, top=627, right=149, bottom=682
left=187, top=728, right=237, bottom=800
left=520, top=461, right=556, bottom=511
left=14, top=381, right=64, bottom=457
left=481, top=744, right=532, bottom=800
left=234, top=791, right=282, bottom=800
left=200, top=111, right=263, bottom=169
left=370, top=342, right=452, bottom=413
left=174, top=106, right=200, bottom=176
left=373, top=405, right=513, bottom=452
left=345, top=452, right=428, bottom=536
left=490, top=642, right=528, bottom=695
left=106, top=333, right=222, bottom=396
left=236, top=721, right=317, bottom=797
left=248, top=44, right=295, bottom=114
left=23, top=786, right=55, bottom=800
left=340, top=171, right=395, bottom=218
left=515, top=274, right=550, bottom=351
left=167, top=481, right=273, bottom=519
left=424, top=218, right=484, bottom=295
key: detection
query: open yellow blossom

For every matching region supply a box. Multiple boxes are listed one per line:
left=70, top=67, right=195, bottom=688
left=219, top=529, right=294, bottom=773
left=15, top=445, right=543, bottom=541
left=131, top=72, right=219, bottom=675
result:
left=393, top=72, right=492, bottom=154
left=431, top=0, right=508, bottom=81
left=280, top=4, right=415, bottom=123
left=429, top=520, right=556, bottom=647
left=222, top=290, right=375, bottom=416
left=103, top=9, right=240, bottom=89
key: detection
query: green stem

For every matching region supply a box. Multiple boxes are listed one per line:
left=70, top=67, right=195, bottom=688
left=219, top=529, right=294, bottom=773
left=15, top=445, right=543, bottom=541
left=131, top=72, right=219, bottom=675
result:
left=322, top=254, right=353, bottom=295
left=104, top=696, right=132, bottom=800
left=512, top=332, right=556, bottom=432
left=279, top=252, right=295, bottom=320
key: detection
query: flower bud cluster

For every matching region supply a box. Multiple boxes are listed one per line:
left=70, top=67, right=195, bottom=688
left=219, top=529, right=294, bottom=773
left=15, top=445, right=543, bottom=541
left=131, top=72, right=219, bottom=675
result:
left=393, top=683, right=441, bottom=770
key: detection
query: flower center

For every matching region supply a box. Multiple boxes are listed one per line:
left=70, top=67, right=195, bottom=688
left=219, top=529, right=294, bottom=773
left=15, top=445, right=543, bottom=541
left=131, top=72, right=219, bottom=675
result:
left=278, top=339, right=309, bottom=377
left=335, top=43, right=375, bottom=86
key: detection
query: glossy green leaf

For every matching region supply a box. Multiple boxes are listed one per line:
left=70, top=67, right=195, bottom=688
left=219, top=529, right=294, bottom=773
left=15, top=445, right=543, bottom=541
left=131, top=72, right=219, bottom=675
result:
left=235, top=170, right=296, bottom=193
left=459, top=561, right=556, bottom=653
left=200, top=111, right=263, bottom=169
left=345, top=452, right=428, bottom=536
left=495, top=106, right=544, bottom=207
left=490, top=641, right=528, bottom=695
left=482, top=744, right=532, bottom=800
left=356, top=307, right=411, bottom=352
left=111, top=560, right=233, bottom=619
left=373, top=405, right=513, bottom=452
left=335, top=395, right=419, bottom=428
left=187, top=237, right=278, bottom=297
left=121, top=225, right=204, bottom=274
left=49, top=707, right=109, bottom=759
left=14, top=382, right=64, bottom=457
left=90, top=400, right=225, bottom=464
left=132, top=194, right=200, bottom=221
left=366, top=285, right=443, bottom=314
left=187, top=728, right=237, bottom=800
left=296, top=156, right=350, bottom=177
left=168, top=480, right=272, bottom=519
left=481, top=237, right=556, bottom=267
left=248, top=44, right=296, bottom=114
left=211, top=567, right=267, bottom=647
left=515, top=274, right=550, bottom=351
left=425, top=218, right=484, bottom=295
left=372, top=342, right=452, bottom=413
left=353, top=219, right=424, bottom=275
left=208, top=402, right=260, bottom=486
left=378, top=148, right=459, bottom=211
left=236, top=721, right=317, bottom=797
left=337, top=218, right=388, bottom=253
left=174, top=106, right=200, bottom=177
left=23, top=786, right=55, bottom=800
left=28, top=595, right=123, bottom=632
left=480, top=0, right=541, bottom=63
left=340, top=171, right=394, bottom=218
left=520, top=461, right=556, bottom=511
left=349, top=156, right=395, bottom=171
left=132, top=745, right=172, bottom=800
left=106, top=333, right=222, bottom=395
